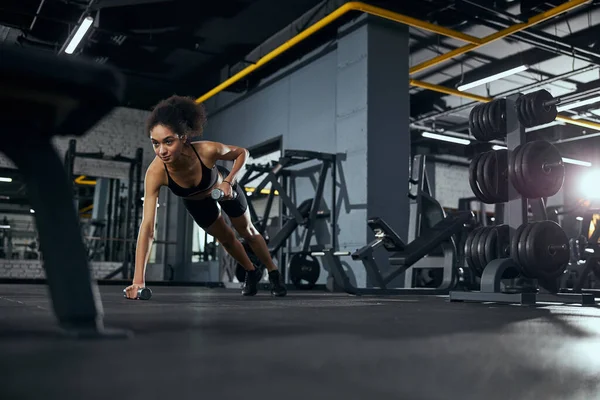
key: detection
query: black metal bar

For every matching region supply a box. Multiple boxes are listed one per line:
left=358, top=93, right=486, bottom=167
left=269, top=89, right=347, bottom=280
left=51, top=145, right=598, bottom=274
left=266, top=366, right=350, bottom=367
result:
left=332, top=155, right=337, bottom=251
left=2, top=133, right=103, bottom=331
left=111, top=178, right=120, bottom=262
left=302, top=161, right=331, bottom=253
left=133, top=148, right=143, bottom=240
left=105, top=178, right=114, bottom=261
left=122, top=160, right=135, bottom=279
left=412, top=64, right=598, bottom=125
left=65, top=139, right=76, bottom=187
left=460, top=0, right=600, bottom=66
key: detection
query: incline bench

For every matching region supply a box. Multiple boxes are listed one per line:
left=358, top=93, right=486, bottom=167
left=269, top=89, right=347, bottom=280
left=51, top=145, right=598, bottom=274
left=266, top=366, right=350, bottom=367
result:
left=0, top=44, right=130, bottom=338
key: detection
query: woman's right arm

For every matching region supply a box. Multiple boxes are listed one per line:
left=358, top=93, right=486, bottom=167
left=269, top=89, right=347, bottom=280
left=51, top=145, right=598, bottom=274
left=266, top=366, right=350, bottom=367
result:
left=131, top=167, right=161, bottom=286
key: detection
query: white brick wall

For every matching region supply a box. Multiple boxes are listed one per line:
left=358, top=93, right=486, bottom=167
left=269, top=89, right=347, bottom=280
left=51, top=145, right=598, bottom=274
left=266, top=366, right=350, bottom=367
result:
left=0, top=107, right=154, bottom=175
left=0, top=260, right=122, bottom=280
left=434, top=162, right=472, bottom=209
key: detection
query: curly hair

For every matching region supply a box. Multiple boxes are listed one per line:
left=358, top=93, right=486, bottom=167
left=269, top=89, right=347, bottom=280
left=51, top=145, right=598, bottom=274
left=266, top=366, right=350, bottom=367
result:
left=146, top=95, right=207, bottom=138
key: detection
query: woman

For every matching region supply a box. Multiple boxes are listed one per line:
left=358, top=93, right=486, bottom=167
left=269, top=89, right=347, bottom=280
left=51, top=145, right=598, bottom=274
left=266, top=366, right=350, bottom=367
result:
left=124, top=95, right=287, bottom=298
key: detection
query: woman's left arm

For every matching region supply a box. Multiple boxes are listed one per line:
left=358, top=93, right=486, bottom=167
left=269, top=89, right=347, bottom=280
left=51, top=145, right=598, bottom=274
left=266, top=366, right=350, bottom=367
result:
left=203, top=141, right=249, bottom=184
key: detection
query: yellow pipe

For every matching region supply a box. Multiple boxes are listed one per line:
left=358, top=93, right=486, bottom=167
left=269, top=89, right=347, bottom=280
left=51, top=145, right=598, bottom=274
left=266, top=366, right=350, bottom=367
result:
left=410, top=79, right=491, bottom=103
left=195, top=2, right=481, bottom=104
left=410, top=0, right=591, bottom=74
left=410, top=79, right=600, bottom=132
left=74, top=175, right=96, bottom=185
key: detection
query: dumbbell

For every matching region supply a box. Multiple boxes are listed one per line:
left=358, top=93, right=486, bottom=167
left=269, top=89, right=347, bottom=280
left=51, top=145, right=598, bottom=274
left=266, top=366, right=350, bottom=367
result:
left=211, top=188, right=238, bottom=201
left=123, top=287, right=152, bottom=300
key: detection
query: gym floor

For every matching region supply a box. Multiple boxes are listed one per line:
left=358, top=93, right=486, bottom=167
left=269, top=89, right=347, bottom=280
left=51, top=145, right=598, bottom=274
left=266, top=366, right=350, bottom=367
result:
left=1, top=284, right=600, bottom=400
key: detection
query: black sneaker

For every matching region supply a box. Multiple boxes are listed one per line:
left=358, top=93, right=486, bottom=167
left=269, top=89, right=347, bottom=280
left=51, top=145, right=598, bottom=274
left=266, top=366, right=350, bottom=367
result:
left=269, top=270, right=287, bottom=297
left=242, top=268, right=262, bottom=296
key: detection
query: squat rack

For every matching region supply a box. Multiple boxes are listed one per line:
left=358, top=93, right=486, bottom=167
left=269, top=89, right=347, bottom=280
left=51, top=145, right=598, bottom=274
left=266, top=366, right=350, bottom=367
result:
left=64, top=139, right=144, bottom=279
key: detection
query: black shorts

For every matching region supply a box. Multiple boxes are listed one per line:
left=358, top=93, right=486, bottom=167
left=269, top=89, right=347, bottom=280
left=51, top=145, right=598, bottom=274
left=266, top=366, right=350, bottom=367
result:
left=182, top=169, right=248, bottom=229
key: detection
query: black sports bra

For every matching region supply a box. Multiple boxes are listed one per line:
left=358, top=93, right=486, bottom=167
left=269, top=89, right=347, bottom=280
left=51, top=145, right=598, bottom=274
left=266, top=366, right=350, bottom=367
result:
left=163, top=144, right=219, bottom=198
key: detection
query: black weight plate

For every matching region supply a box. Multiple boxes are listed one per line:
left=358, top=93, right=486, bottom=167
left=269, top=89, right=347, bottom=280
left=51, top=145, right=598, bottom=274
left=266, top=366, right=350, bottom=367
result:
left=526, top=93, right=537, bottom=129
left=477, top=226, right=492, bottom=271
left=464, top=229, right=478, bottom=275
left=526, top=220, right=569, bottom=281
left=478, top=103, right=489, bottom=141
left=514, top=142, right=538, bottom=199
left=469, top=104, right=485, bottom=141
left=482, top=102, right=495, bottom=141
left=518, top=223, right=537, bottom=279
left=476, top=152, right=496, bottom=204
left=482, top=150, right=499, bottom=203
left=515, top=96, right=530, bottom=127
left=288, top=253, right=321, bottom=289
left=496, top=99, right=508, bottom=137
left=519, top=94, right=531, bottom=127
left=510, top=223, right=528, bottom=277
left=530, top=89, right=558, bottom=126
left=509, top=144, right=529, bottom=198
left=468, top=154, right=491, bottom=203
left=522, top=140, right=564, bottom=198
left=470, top=227, right=487, bottom=277
left=483, top=225, right=498, bottom=266
left=516, top=142, right=536, bottom=198
left=486, top=101, right=499, bottom=138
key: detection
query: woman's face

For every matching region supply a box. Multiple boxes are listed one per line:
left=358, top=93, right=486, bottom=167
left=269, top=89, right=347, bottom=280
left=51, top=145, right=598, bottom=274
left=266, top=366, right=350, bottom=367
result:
left=150, top=124, right=186, bottom=164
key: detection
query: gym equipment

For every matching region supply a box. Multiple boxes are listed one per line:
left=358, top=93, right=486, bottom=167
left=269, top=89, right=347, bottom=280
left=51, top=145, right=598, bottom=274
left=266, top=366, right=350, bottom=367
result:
left=288, top=253, right=321, bottom=289
left=123, top=287, right=153, bottom=300
left=508, top=140, right=564, bottom=199
left=468, top=149, right=511, bottom=204
left=464, top=224, right=519, bottom=279
left=234, top=150, right=336, bottom=289
left=64, top=139, right=144, bottom=280
left=0, top=44, right=131, bottom=336
left=314, top=212, right=473, bottom=295
left=451, top=92, right=594, bottom=305
left=469, top=89, right=559, bottom=141
left=313, top=155, right=473, bottom=295
left=211, top=188, right=238, bottom=201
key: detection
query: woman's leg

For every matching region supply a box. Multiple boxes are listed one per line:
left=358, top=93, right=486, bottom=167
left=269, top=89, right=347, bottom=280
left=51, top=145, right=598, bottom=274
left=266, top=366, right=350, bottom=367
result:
left=228, top=209, right=287, bottom=297
left=182, top=197, right=262, bottom=296
left=228, top=209, right=278, bottom=272
left=204, top=215, right=255, bottom=272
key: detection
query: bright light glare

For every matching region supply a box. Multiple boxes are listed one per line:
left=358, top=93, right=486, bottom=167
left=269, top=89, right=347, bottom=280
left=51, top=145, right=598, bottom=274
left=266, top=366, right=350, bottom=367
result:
left=579, top=169, right=600, bottom=199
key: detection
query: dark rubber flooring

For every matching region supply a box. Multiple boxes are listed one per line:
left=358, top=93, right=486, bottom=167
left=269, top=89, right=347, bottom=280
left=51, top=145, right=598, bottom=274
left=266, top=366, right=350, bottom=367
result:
left=1, top=284, right=600, bottom=400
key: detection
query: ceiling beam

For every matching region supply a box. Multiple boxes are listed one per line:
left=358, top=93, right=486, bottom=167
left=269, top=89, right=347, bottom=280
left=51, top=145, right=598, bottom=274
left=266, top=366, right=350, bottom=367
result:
left=410, top=24, right=600, bottom=117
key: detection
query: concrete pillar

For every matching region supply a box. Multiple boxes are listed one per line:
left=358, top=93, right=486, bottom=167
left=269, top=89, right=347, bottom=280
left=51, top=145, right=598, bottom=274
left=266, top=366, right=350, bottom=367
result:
left=336, top=15, right=410, bottom=287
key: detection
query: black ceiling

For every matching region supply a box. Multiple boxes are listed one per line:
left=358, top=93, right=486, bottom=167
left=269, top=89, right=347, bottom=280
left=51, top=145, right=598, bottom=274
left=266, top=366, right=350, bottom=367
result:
left=1, top=0, right=600, bottom=158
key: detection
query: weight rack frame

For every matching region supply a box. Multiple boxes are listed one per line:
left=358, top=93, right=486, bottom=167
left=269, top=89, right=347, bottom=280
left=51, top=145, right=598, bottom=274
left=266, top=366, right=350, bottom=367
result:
left=449, top=94, right=595, bottom=306
left=237, top=149, right=338, bottom=286
left=64, top=139, right=144, bottom=280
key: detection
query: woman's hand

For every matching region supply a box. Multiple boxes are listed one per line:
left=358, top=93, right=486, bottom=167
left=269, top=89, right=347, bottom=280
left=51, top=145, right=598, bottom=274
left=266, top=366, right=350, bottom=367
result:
left=216, top=180, right=234, bottom=199
left=124, top=283, right=145, bottom=299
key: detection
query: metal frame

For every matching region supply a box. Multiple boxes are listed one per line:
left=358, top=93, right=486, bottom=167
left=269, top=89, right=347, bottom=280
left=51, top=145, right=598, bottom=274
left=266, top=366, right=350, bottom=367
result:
left=63, top=139, right=144, bottom=280
left=238, top=149, right=337, bottom=284
left=448, top=94, right=595, bottom=306
left=314, top=155, right=472, bottom=295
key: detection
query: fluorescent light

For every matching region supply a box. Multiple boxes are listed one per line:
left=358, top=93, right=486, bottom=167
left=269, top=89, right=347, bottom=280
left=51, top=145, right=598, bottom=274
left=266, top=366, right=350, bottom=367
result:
left=492, top=145, right=507, bottom=150
left=64, top=16, right=94, bottom=55
left=0, top=177, right=12, bottom=182
left=458, top=65, right=529, bottom=92
left=557, top=95, right=600, bottom=112
left=576, top=216, right=584, bottom=221
left=562, top=157, right=592, bottom=167
left=422, top=132, right=470, bottom=145
left=0, top=225, right=10, bottom=229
